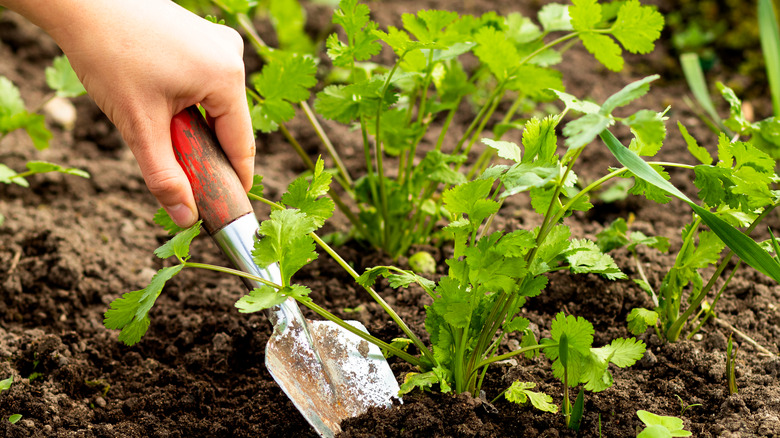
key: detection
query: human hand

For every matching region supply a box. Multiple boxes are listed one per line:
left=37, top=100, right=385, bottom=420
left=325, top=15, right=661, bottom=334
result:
left=5, top=0, right=256, bottom=227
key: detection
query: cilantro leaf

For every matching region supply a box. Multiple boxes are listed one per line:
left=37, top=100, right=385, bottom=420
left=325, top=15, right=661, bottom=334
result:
left=281, top=158, right=335, bottom=227
left=253, top=209, right=318, bottom=285
left=442, top=178, right=500, bottom=228
left=611, top=0, right=664, bottom=54
left=678, top=121, right=712, bottom=165
left=625, top=110, right=666, bottom=157
left=314, top=80, right=397, bottom=124
left=570, top=0, right=602, bottom=31
left=0, top=377, right=12, bottom=392
left=565, top=239, right=627, bottom=280
left=104, top=265, right=184, bottom=345
left=235, top=284, right=311, bottom=313
left=505, top=381, right=559, bottom=413
left=521, top=116, right=558, bottom=164
left=153, top=221, right=202, bottom=260
left=600, top=75, right=658, bottom=115
left=327, top=0, right=382, bottom=67
left=563, top=112, right=613, bottom=149
left=252, top=52, right=317, bottom=131
left=45, top=55, right=86, bottom=98
left=579, top=32, right=623, bottom=72
left=482, top=138, right=522, bottom=163
left=627, top=307, right=659, bottom=335
left=153, top=208, right=187, bottom=235
left=543, top=312, right=595, bottom=386
left=473, top=26, right=520, bottom=81
left=602, top=337, right=646, bottom=367
left=538, top=3, right=573, bottom=32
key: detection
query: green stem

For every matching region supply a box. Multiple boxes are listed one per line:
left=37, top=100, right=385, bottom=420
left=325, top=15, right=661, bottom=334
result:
left=434, top=102, right=460, bottom=152
left=298, top=298, right=423, bottom=366
left=299, top=102, right=353, bottom=187
left=183, top=262, right=280, bottom=289
left=473, top=343, right=548, bottom=370
left=374, top=62, right=402, bottom=250
left=687, top=260, right=741, bottom=339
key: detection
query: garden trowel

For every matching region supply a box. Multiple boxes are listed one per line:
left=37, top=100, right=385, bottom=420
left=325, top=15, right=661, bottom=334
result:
left=170, top=106, right=400, bottom=437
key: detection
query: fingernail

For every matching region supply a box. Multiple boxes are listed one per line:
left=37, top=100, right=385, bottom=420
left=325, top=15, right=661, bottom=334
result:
left=165, top=204, right=196, bottom=227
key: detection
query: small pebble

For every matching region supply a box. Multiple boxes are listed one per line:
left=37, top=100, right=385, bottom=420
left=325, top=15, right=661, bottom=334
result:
left=43, top=97, right=77, bottom=130
left=692, top=333, right=704, bottom=341
left=94, top=397, right=106, bottom=408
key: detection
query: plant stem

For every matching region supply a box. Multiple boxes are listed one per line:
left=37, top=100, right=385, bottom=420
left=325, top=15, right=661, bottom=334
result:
left=711, top=316, right=777, bottom=357
left=183, top=262, right=281, bottom=289
left=299, top=102, right=353, bottom=186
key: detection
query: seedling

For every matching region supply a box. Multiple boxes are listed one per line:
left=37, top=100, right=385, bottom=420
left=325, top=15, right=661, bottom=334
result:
left=674, top=394, right=701, bottom=416
left=726, top=333, right=738, bottom=395
left=0, top=376, right=12, bottom=392
left=636, top=410, right=692, bottom=437
left=0, top=56, right=89, bottom=225
left=8, top=414, right=21, bottom=424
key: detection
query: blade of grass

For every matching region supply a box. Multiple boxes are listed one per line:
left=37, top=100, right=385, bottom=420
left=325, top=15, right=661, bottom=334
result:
left=680, top=53, right=729, bottom=134
left=759, top=0, right=780, bottom=116
left=599, top=129, right=780, bottom=283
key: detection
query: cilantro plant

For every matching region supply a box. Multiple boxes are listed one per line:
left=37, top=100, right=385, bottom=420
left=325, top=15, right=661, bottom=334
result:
left=0, top=55, right=89, bottom=225
left=636, top=410, right=692, bottom=438
left=598, top=83, right=780, bottom=342
left=207, top=0, right=664, bottom=259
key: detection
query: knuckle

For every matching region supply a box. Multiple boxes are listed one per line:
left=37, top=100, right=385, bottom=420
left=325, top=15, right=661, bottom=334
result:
left=144, top=168, right=186, bottom=198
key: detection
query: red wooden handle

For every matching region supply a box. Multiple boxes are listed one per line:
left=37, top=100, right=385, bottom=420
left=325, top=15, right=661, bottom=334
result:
left=170, top=106, right=252, bottom=234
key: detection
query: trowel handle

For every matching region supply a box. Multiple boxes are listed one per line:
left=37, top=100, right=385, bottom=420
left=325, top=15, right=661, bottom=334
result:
left=170, top=106, right=253, bottom=234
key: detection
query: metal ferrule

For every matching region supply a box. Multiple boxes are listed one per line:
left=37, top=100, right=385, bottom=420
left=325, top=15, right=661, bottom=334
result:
left=210, top=213, right=305, bottom=331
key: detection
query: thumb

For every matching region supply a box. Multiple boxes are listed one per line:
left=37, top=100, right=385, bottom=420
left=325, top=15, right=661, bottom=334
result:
left=126, top=119, right=198, bottom=228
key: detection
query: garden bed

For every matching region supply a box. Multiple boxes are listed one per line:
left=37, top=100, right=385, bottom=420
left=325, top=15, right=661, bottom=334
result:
left=2, top=1, right=780, bottom=437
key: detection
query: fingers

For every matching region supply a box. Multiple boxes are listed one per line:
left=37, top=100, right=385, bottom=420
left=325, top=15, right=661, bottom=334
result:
left=125, top=115, right=198, bottom=228
left=199, top=47, right=256, bottom=193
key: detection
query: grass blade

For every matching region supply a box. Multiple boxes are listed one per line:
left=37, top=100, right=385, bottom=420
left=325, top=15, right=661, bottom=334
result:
left=600, top=129, right=780, bottom=283
left=759, top=0, right=780, bottom=115
left=680, top=53, right=728, bottom=133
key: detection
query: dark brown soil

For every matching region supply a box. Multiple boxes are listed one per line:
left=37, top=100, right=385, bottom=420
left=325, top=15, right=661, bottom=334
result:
left=2, top=1, right=779, bottom=437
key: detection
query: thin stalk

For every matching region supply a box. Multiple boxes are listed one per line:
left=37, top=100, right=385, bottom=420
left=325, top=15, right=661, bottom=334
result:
left=452, top=85, right=504, bottom=156
left=300, top=102, right=353, bottom=186
left=711, top=316, right=777, bottom=357
left=687, top=260, right=741, bottom=338
left=459, top=90, right=503, bottom=163
left=184, top=262, right=280, bottom=289
left=236, top=13, right=350, bottom=191
left=434, top=101, right=460, bottom=152
left=299, top=298, right=423, bottom=366
left=374, top=62, right=403, bottom=250
left=473, top=343, right=548, bottom=370
left=402, top=49, right=436, bottom=182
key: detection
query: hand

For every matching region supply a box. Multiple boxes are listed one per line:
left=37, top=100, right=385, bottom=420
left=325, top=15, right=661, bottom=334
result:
left=4, top=0, right=256, bottom=227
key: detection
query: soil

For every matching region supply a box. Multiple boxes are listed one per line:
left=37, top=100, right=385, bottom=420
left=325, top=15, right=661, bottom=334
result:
left=2, top=1, right=780, bottom=437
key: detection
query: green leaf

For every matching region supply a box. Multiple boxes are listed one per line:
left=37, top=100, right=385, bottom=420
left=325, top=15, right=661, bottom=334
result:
left=552, top=89, right=601, bottom=114
left=624, top=110, right=666, bottom=157
left=563, top=112, right=613, bottom=149
left=603, top=337, right=646, bottom=367
left=328, top=0, right=382, bottom=66
left=0, top=377, right=12, bottom=392
left=153, top=221, right=202, bottom=260
left=538, top=3, right=573, bottom=32
left=153, top=208, right=186, bottom=235
left=314, top=80, right=397, bottom=124
left=505, top=381, right=559, bottom=413
left=269, top=0, right=315, bottom=54
left=566, top=239, right=627, bottom=280
left=442, top=178, right=500, bottom=227
left=399, top=370, right=438, bottom=395
left=544, top=312, right=595, bottom=386
left=506, top=65, right=564, bottom=100
left=678, top=121, right=712, bottom=165
left=24, top=161, right=89, bottom=178
left=255, top=52, right=317, bottom=104
left=103, top=265, right=184, bottom=345
left=250, top=174, right=264, bottom=198
left=281, top=158, right=335, bottom=227
left=482, top=138, right=522, bottom=163
left=254, top=209, right=317, bottom=285
left=611, top=0, right=664, bottom=54
left=717, top=83, right=751, bottom=133
left=473, top=26, right=520, bottom=81
left=637, top=411, right=692, bottom=437
left=0, top=76, right=25, bottom=117
left=235, top=285, right=286, bottom=312
left=596, top=218, right=630, bottom=252
left=570, top=0, right=601, bottom=31
left=8, top=414, right=22, bottom=424
left=627, top=307, right=659, bottom=335
left=579, top=33, right=623, bottom=72
left=601, top=75, right=658, bottom=115
left=521, top=116, right=558, bottom=164
left=45, top=55, right=86, bottom=98
left=217, top=0, right=256, bottom=15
